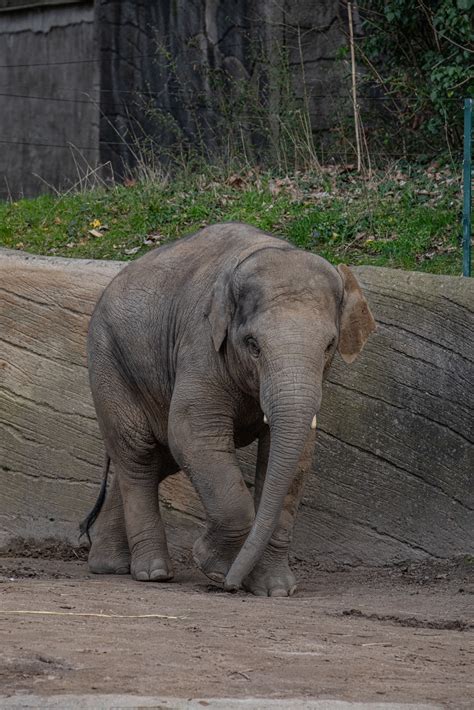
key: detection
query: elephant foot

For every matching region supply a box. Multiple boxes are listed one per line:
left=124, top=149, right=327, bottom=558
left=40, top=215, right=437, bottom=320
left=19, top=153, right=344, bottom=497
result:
left=193, top=530, right=246, bottom=584
left=243, top=553, right=297, bottom=597
left=88, top=541, right=131, bottom=575
left=130, top=549, right=174, bottom=582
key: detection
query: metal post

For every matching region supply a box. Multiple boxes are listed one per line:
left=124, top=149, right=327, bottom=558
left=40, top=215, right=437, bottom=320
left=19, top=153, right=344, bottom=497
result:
left=463, top=98, right=472, bottom=277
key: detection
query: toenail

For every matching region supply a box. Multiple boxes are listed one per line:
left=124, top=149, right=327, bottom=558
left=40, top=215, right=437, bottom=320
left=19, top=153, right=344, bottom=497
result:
left=207, top=571, right=225, bottom=584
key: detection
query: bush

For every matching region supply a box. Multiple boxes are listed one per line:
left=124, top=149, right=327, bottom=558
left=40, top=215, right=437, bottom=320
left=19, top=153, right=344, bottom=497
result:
left=359, top=0, right=473, bottom=157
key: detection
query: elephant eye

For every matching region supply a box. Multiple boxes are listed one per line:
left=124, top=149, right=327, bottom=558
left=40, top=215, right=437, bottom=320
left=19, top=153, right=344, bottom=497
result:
left=245, top=336, right=261, bottom=358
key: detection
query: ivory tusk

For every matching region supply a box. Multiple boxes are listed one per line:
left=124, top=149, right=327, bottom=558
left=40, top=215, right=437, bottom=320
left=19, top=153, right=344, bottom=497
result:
left=311, top=415, right=317, bottom=430
left=263, top=415, right=268, bottom=424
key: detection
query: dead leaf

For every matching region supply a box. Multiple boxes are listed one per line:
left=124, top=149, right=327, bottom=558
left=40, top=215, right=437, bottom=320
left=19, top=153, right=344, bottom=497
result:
left=309, top=191, right=331, bottom=199
left=416, top=243, right=457, bottom=263
left=88, top=229, right=103, bottom=238
left=124, top=246, right=141, bottom=255
left=268, top=176, right=302, bottom=200
left=227, top=174, right=245, bottom=188
left=143, top=232, right=163, bottom=246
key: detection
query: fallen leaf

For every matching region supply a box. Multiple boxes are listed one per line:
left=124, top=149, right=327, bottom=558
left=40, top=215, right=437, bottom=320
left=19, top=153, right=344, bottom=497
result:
left=310, top=191, right=331, bottom=199
left=124, top=246, right=141, bottom=255
left=143, top=232, right=163, bottom=246
left=88, top=229, right=103, bottom=238
left=227, top=174, right=245, bottom=188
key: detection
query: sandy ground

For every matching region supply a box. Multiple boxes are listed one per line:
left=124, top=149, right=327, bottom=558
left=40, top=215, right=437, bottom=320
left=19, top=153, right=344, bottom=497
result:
left=0, top=544, right=472, bottom=709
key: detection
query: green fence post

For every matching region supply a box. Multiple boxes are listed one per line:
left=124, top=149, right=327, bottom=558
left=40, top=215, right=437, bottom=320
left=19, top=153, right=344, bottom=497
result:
left=463, top=98, right=472, bottom=277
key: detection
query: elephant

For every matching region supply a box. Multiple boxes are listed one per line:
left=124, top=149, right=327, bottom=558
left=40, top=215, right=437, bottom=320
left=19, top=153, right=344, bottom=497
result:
left=80, top=222, right=376, bottom=596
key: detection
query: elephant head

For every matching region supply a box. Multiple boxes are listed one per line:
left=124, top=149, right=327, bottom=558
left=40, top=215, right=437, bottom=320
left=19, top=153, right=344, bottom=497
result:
left=207, top=246, right=376, bottom=590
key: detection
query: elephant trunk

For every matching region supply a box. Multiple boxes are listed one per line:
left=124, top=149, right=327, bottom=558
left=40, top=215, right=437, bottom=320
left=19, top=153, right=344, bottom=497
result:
left=224, top=366, right=321, bottom=590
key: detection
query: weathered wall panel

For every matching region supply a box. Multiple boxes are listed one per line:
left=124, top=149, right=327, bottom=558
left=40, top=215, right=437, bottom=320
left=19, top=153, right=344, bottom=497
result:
left=97, top=0, right=353, bottom=176
left=0, top=1, right=99, bottom=199
left=0, top=1, right=353, bottom=197
left=0, top=250, right=472, bottom=565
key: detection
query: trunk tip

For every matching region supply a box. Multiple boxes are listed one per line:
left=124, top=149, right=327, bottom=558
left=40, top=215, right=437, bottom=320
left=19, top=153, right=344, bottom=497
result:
left=224, top=573, right=241, bottom=593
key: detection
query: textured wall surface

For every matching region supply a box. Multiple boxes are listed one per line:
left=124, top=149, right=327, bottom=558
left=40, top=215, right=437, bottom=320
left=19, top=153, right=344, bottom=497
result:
left=285, top=0, right=360, bottom=142
left=97, top=0, right=280, bottom=174
left=97, top=0, right=354, bottom=176
left=0, top=1, right=353, bottom=196
left=1, top=249, right=472, bottom=565
left=0, top=1, right=98, bottom=199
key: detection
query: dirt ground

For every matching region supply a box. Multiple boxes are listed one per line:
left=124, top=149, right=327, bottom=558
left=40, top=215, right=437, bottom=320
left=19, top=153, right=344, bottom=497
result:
left=0, top=542, right=472, bottom=709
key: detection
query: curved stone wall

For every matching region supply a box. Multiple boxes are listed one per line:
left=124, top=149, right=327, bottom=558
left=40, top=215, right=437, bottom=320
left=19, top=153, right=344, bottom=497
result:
left=0, top=249, right=472, bottom=565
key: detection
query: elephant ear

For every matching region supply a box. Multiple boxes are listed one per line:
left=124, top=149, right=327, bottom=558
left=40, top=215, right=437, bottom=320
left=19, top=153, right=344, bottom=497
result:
left=207, top=261, right=237, bottom=352
left=337, top=264, right=376, bottom=364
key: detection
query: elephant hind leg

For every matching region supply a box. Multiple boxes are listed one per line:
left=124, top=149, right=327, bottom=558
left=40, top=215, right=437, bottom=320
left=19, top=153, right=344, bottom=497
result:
left=89, top=362, right=178, bottom=581
left=88, top=471, right=130, bottom=575
left=87, top=451, right=180, bottom=577
left=100, top=446, right=175, bottom=582
left=123, top=441, right=183, bottom=581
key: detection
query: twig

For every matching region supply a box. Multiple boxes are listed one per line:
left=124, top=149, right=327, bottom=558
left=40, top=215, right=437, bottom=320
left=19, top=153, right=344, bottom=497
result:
left=348, top=2, right=362, bottom=173
left=0, top=610, right=184, bottom=620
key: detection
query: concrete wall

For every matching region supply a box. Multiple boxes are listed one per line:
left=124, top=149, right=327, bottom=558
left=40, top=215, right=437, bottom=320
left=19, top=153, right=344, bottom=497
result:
left=0, top=1, right=99, bottom=200
left=98, top=0, right=354, bottom=176
left=0, top=249, right=472, bottom=566
left=0, top=1, right=354, bottom=196
left=285, top=0, right=360, bottom=147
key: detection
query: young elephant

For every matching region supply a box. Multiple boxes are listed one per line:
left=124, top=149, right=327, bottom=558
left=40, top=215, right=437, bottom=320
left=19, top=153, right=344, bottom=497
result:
left=81, top=222, right=376, bottom=596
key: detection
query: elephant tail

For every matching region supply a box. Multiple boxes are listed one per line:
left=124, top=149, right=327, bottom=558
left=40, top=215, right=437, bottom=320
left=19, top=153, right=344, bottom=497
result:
left=79, top=453, right=111, bottom=543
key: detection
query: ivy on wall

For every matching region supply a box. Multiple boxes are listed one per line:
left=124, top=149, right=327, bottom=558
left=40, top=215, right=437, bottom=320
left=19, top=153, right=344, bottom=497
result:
left=359, top=0, right=473, bottom=156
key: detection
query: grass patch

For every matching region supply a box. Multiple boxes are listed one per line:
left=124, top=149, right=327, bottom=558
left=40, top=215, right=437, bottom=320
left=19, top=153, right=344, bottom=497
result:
left=0, top=166, right=466, bottom=274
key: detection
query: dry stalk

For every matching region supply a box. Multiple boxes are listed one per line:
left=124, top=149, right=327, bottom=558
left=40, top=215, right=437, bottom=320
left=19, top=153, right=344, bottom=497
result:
left=348, top=1, right=362, bottom=172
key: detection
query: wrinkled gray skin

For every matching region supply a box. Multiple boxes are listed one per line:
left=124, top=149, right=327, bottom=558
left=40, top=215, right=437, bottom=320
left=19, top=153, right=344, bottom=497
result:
left=85, top=223, right=376, bottom=596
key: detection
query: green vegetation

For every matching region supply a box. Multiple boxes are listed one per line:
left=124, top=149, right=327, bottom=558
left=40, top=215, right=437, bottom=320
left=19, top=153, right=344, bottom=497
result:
left=360, top=0, right=473, bottom=156
left=0, top=165, right=466, bottom=274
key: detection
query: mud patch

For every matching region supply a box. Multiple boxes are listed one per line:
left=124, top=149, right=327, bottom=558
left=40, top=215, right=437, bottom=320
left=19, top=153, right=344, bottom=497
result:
left=0, top=538, right=89, bottom=561
left=0, top=654, right=74, bottom=687
left=338, top=608, right=472, bottom=631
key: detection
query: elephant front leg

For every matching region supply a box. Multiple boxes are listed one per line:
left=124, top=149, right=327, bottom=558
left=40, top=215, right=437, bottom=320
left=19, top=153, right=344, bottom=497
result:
left=190, top=454, right=255, bottom=584
left=169, top=394, right=255, bottom=585
left=244, top=427, right=316, bottom=597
